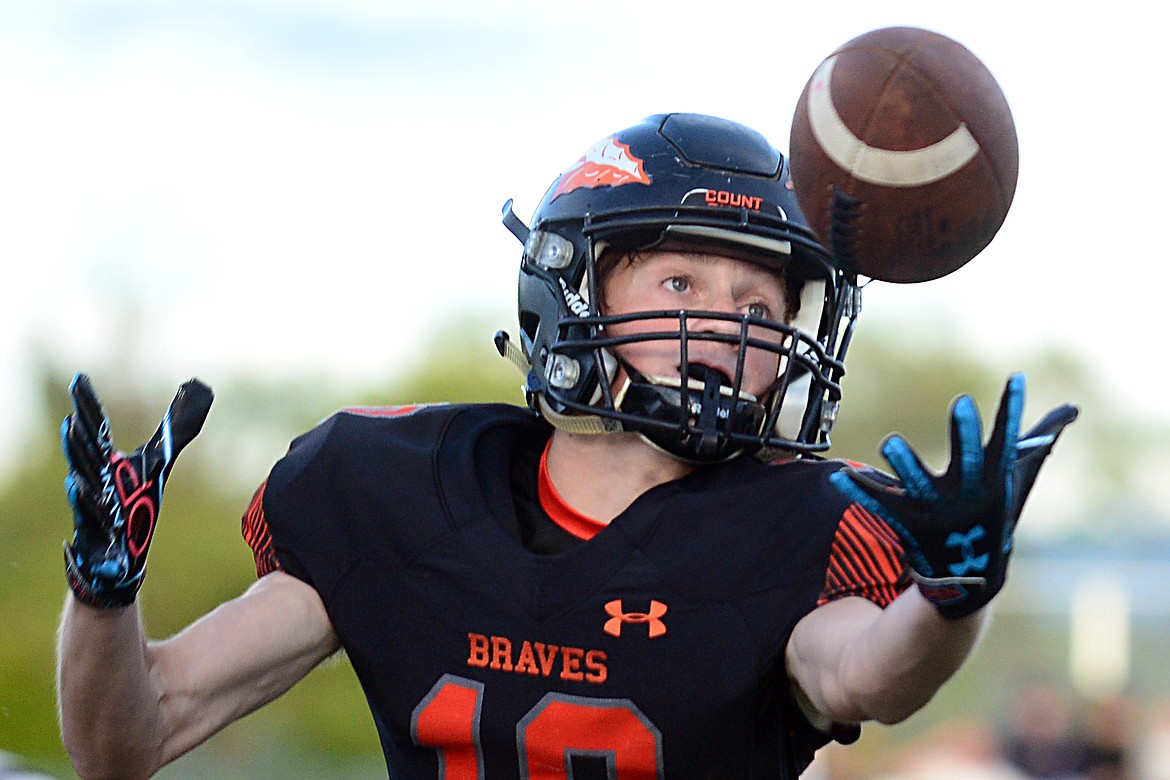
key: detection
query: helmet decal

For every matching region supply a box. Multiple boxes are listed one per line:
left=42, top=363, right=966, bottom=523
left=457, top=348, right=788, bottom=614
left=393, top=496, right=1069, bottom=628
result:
left=551, top=136, right=651, bottom=200
left=702, top=189, right=763, bottom=211
left=679, top=188, right=790, bottom=222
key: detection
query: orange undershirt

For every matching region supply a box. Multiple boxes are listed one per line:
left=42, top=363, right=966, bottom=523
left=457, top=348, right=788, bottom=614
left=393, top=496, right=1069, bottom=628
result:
left=537, top=440, right=608, bottom=541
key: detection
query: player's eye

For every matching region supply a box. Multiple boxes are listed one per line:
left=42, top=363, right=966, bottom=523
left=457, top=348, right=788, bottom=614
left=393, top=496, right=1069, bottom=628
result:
left=665, top=276, right=691, bottom=294
left=744, top=302, right=770, bottom=319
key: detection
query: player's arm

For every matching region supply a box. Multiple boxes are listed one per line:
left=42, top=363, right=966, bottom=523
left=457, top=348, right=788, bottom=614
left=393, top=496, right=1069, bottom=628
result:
left=786, top=589, right=985, bottom=726
left=59, top=572, right=340, bottom=779
left=55, top=375, right=340, bottom=779
left=788, top=373, right=1077, bottom=725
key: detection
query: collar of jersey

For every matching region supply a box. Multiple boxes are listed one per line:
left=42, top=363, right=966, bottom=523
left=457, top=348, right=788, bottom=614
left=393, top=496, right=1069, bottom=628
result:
left=538, top=439, right=608, bottom=541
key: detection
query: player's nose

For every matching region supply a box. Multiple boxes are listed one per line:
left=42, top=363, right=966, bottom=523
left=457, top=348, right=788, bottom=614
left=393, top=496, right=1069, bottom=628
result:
left=688, top=289, right=742, bottom=333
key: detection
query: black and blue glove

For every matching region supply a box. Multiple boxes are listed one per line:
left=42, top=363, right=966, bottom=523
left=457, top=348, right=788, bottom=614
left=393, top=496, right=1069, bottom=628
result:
left=830, top=373, right=1077, bottom=619
left=61, top=373, right=213, bottom=609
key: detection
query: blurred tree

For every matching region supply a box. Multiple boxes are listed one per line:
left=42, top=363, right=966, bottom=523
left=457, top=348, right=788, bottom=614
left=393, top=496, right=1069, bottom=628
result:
left=833, top=325, right=1153, bottom=539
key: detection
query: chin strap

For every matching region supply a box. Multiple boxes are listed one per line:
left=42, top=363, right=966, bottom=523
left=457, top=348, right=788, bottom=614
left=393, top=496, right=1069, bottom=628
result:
left=494, top=329, right=531, bottom=377
left=538, top=396, right=622, bottom=435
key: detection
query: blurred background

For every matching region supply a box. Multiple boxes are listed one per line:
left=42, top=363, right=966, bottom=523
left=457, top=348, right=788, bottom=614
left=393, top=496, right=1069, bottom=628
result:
left=1, top=1, right=1166, bottom=778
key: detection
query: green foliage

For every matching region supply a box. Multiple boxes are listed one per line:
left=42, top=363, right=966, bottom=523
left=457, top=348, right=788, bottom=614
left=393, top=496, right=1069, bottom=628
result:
left=830, top=324, right=1149, bottom=538
left=352, top=319, right=526, bottom=408
left=829, top=330, right=1003, bottom=469
left=0, top=443, right=71, bottom=771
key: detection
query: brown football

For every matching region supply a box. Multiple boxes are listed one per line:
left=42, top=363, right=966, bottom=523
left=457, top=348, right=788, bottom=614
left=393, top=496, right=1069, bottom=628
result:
left=789, top=26, right=1018, bottom=283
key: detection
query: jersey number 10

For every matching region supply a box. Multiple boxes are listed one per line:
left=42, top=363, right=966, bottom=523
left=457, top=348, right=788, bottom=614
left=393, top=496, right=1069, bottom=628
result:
left=412, top=674, right=664, bottom=779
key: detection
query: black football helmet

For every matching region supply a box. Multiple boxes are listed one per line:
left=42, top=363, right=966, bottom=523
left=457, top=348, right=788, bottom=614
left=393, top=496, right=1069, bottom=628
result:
left=496, top=113, right=860, bottom=461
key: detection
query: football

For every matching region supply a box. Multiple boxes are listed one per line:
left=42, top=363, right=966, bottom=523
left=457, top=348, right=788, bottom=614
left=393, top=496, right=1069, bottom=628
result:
left=789, top=26, right=1018, bottom=283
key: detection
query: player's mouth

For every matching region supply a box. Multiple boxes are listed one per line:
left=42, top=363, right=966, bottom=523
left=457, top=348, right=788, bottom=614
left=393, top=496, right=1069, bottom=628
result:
left=683, top=362, right=735, bottom=389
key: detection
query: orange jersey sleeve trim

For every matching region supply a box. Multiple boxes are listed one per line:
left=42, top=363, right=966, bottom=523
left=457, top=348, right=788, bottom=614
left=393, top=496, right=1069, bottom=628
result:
left=818, top=503, right=908, bottom=608
left=242, top=480, right=283, bottom=577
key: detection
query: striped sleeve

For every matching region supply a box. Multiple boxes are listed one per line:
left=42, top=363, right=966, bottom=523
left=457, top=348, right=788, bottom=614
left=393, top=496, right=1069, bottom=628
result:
left=241, top=481, right=283, bottom=577
left=818, top=503, right=909, bottom=608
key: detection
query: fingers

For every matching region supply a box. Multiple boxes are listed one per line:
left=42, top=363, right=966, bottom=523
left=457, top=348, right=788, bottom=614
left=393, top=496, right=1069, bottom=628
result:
left=63, top=421, right=106, bottom=491
left=946, top=394, right=985, bottom=497
left=68, top=374, right=112, bottom=453
left=879, top=434, right=938, bottom=503
left=1019, top=403, right=1079, bottom=451
left=65, top=374, right=214, bottom=489
left=62, top=374, right=113, bottom=491
left=828, top=469, right=908, bottom=528
left=829, top=467, right=926, bottom=562
left=985, top=373, right=1025, bottom=479
left=64, top=471, right=110, bottom=530
left=1011, top=402, right=1079, bottom=514
left=61, top=417, right=94, bottom=485
left=167, top=379, right=214, bottom=452
left=141, top=379, right=214, bottom=479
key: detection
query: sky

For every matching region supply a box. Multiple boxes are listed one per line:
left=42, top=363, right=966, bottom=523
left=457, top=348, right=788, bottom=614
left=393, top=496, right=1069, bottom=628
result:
left=0, top=2, right=1165, bottom=493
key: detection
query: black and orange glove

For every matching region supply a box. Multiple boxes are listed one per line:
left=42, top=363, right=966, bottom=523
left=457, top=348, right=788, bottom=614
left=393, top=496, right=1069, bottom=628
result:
left=830, top=374, right=1077, bottom=618
left=61, top=373, right=213, bottom=609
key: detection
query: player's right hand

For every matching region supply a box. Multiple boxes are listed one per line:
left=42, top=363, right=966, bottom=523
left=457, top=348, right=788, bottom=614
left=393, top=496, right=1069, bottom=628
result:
left=61, top=373, right=213, bottom=609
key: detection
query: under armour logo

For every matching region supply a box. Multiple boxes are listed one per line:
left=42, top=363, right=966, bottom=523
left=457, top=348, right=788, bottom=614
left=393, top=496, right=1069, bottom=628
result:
left=604, top=599, right=667, bottom=639
left=946, top=526, right=989, bottom=577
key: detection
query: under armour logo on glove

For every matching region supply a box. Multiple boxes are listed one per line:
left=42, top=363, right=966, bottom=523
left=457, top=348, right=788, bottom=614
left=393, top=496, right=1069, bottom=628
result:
left=830, top=373, right=1078, bottom=619
left=945, top=526, right=989, bottom=577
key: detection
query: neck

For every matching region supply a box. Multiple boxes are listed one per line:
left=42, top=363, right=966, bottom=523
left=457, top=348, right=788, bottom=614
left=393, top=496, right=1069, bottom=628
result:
left=544, top=429, right=695, bottom=524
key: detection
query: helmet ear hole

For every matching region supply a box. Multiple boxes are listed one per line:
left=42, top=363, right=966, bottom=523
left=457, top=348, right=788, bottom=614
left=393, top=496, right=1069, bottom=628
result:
left=519, top=312, right=540, bottom=351
left=586, top=350, right=620, bottom=405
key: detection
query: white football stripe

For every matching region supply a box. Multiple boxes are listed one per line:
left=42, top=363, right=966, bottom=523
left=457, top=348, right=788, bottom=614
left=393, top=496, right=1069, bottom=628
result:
left=807, top=55, right=981, bottom=188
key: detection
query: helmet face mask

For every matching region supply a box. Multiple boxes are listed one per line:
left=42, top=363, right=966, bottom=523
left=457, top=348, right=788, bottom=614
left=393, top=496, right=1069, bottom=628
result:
left=501, top=113, right=860, bottom=461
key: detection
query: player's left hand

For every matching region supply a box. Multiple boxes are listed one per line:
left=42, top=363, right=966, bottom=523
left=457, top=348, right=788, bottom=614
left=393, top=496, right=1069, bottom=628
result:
left=829, top=373, right=1078, bottom=619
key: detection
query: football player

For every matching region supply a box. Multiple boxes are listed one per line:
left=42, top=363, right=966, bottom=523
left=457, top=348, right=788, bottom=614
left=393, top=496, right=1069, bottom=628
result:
left=57, top=113, right=1077, bottom=779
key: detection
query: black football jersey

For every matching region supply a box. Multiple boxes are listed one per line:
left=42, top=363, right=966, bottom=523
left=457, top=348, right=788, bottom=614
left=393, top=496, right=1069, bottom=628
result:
left=244, top=403, right=905, bottom=779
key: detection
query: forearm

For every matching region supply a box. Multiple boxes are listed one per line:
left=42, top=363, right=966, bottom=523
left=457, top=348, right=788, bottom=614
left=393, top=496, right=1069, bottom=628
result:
left=788, top=591, right=988, bottom=727
left=840, top=588, right=987, bottom=723
left=57, top=596, right=167, bottom=780
left=56, top=573, right=340, bottom=780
